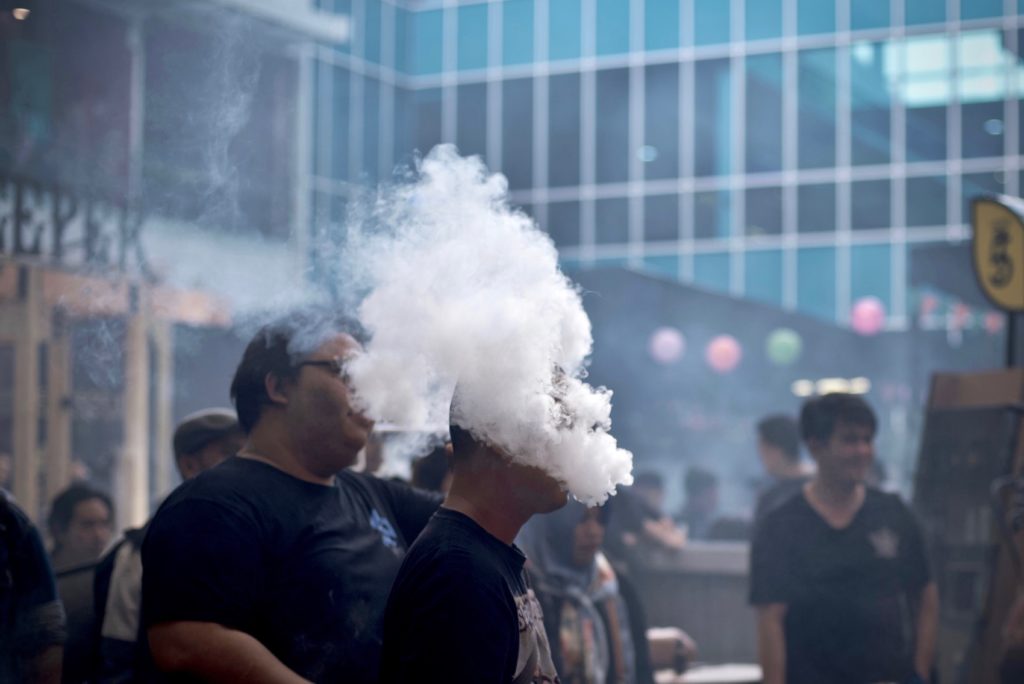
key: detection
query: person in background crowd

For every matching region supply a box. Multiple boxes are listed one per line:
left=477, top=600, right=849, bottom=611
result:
left=379, top=417, right=563, bottom=683
left=141, top=311, right=441, bottom=683
left=95, top=408, right=244, bottom=683
left=675, top=467, right=719, bottom=541
left=520, top=500, right=697, bottom=684
left=410, top=442, right=453, bottom=494
left=604, top=473, right=685, bottom=566
left=753, top=415, right=810, bottom=524
left=750, top=393, right=938, bottom=684
left=48, top=484, right=114, bottom=683
left=0, top=495, right=65, bottom=683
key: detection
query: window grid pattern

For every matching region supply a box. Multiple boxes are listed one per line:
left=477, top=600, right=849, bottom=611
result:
left=311, top=0, right=1024, bottom=329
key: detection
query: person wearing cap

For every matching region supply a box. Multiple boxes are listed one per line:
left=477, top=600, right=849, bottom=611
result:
left=95, top=408, right=244, bottom=683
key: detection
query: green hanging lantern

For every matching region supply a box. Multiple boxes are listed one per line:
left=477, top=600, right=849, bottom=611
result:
left=766, top=328, right=802, bottom=366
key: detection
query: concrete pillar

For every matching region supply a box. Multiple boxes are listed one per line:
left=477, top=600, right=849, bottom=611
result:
left=120, top=290, right=150, bottom=528
left=12, top=265, right=41, bottom=518
left=150, top=319, right=174, bottom=500
left=44, top=308, right=72, bottom=506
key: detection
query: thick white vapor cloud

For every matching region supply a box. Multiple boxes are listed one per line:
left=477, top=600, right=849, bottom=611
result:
left=343, top=146, right=633, bottom=505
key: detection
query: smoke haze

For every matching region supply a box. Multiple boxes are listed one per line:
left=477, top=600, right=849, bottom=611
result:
left=341, top=146, right=633, bottom=505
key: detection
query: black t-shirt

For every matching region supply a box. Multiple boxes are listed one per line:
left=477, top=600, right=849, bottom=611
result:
left=0, top=498, right=66, bottom=681
left=753, top=476, right=809, bottom=525
left=380, top=508, right=560, bottom=684
left=749, top=487, right=931, bottom=684
left=141, top=457, right=440, bottom=683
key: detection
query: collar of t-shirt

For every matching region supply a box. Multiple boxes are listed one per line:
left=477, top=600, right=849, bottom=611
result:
left=434, top=507, right=527, bottom=571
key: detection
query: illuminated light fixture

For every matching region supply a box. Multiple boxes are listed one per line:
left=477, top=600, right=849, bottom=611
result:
left=791, top=377, right=873, bottom=397
left=791, top=379, right=815, bottom=397
left=849, top=377, right=871, bottom=395
left=12, top=8, right=30, bottom=20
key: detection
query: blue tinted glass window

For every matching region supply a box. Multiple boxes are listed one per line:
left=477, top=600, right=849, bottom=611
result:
left=394, top=7, right=409, bottom=73
left=645, top=63, right=680, bottom=180
left=851, top=0, right=889, bottom=31
left=960, top=30, right=1006, bottom=159
left=596, top=69, right=630, bottom=184
left=331, top=67, right=350, bottom=181
left=798, top=183, right=836, bottom=232
left=851, top=180, right=891, bottom=230
left=746, top=187, right=783, bottom=236
left=798, top=0, right=835, bottom=35
left=456, top=83, right=487, bottom=158
left=595, top=197, right=629, bottom=244
left=414, top=88, right=442, bottom=155
left=903, top=34, right=949, bottom=161
left=644, top=194, right=679, bottom=241
left=597, top=0, right=630, bottom=55
left=906, top=176, right=947, bottom=227
left=746, top=0, right=782, bottom=41
left=458, top=4, right=488, bottom=71
left=797, top=247, right=837, bottom=321
left=643, top=256, right=679, bottom=279
left=333, top=0, right=352, bottom=53
left=393, top=87, right=413, bottom=163
left=312, top=60, right=323, bottom=175
left=363, top=1, right=381, bottom=62
left=799, top=49, right=836, bottom=168
left=694, top=189, right=731, bottom=239
left=549, top=73, right=581, bottom=187
left=645, top=0, right=680, bottom=51
left=363, top=78, right=380, bottom=181
left=745, top=250, right=783, bottom=306
left=502, top=78, right=534, bottom=190
left=549, top=0, right=582, bottom=61
left=694, top=0, right=730, bottom=46
left=695, top=59, right=731, bottom=176
left=503, top=0, right=534, bottom=66
left=905, top=0, right=944, bottom=25
left=962, top=0, right=1002, bottom=20
left=547, top=200, right=580, bottom=247
left=746, top=54, right=783, bottom=173
left=851, top=42, right=891, bottom=165
left=694, top=252, right=730, bottom=293
left=593, top=256, right=630, bottom=268
left=851, top=244, right=891, bottom=313
left=412, top=10, right=444, bottom=75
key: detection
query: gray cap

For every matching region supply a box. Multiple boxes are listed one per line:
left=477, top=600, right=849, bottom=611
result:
left=173, top=408, right=241, bottom=459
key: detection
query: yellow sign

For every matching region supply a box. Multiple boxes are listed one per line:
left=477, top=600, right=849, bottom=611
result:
left=972, top=197, right=1024, bottom=312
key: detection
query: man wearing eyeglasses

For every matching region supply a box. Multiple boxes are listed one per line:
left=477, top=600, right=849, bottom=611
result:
left=140, top=311, right=441, bottom=683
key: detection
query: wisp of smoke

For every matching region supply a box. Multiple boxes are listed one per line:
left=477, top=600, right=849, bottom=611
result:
left=342, top=146, right=633, bottom=505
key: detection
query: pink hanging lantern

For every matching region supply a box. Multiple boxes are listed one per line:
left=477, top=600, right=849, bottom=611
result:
left=984, top=312, right=1005, bottom=334
left=851, top=297, right=886, bottom=336
left=648, top=327, right=686, bottom=365
left=706, top=335, right=742, bottom=373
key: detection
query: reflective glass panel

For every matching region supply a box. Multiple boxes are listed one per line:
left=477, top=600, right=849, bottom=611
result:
left=645, top=63, right=680, bottom=180
left=597, top=0, right=630, bottom=55
left=905, top=0, right=944, bottom=25
left=415, top=88, right=442, bottom=156
left=596, top=69, right=630, bottom=184
left=502, top=78, right=533, bottom=190
left=504, top=0, right=534, bottom=66
left=694, top=252, right=730, bottom=293
left=746, top=53, right=783, bottom=173
left=746, top=187, right=783, bottom=236
left=456, top=83, right=487, bottom=158
left=746, top=0, right=782, bottom=41
left=412, top=10, right=444, bottom=75
left=595, top=197, right=630, bottom=244
left=851, top=0, right=889, bottom=31
left=644, top=193, right=679, bottom=242
left=458, top=4, right=488, bottom=71
left=547, top=200, right=580, bottom=247
left=851, top=244, right=892, bottom=313
left=850, top=41, right=891, bottom=165
left=646, top=0, right=680, bottom=50
left=549, top=0, right=582, bottom=61
left=797, top=247, right=837, bottom=321
left=798, top=183, right=836, bottom=232
left=906, top=176, right=947, bottom=227
left=798, top=49, right=836, bottom=168
left=745, top=249, right=784, bottom=306
left=798, top=0, right=835, bottom=35
left=694, top=0, right=730, bottom=46
left=694, top=189, right=732, bottom=239
left=695, top=59, right=731, bottom=176
left=851, top=179, right=891, bottom=230
left=549, top=73, right=581, bottom=187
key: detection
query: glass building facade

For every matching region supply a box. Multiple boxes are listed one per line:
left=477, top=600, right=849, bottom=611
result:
left=311, top=0, right=1024, bottom=330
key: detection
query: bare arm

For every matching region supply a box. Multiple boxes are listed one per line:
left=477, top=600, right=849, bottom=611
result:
left=913, top=582, right=939, bottom=680
left=24, top=644, right=62, bottom=684
left=149, top=622, right=311, bottom=684
left=757, top=604, right=787, bottom=684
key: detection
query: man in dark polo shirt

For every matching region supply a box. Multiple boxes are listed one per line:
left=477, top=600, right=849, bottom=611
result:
left=141, top=312, right=440, bottom=683
left=750, top=393, right=938, bottom=684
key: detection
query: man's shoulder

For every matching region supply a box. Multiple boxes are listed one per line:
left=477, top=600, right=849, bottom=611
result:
left=863, top=487, right=919, bottom=525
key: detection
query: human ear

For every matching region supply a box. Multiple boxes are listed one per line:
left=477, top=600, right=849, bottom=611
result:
left=264, top=372, right=291, bottom=406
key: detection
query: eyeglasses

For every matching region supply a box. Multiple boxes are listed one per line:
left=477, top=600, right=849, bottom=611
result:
left=296, top=358, right=350, bottom=381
